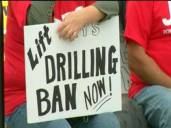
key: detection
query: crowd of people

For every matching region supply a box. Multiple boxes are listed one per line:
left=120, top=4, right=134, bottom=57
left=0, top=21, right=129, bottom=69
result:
left=4, top=1, right=171, bottom=128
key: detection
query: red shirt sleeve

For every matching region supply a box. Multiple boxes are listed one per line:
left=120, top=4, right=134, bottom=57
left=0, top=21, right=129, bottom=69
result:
left=85, top=1, right=95, bottom=6
left=124, top=1, right=154, bottom=50
left=8, top=1, right=31, bottom=28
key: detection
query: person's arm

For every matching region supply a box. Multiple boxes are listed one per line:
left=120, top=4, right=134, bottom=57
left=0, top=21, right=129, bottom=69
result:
left=57, top=5, right=105, bottom=40
left=57, top=2, right=119, bottom=41
left=127, top=41, right=171, bottom=88
left=124, top=1, right=171, bottom=88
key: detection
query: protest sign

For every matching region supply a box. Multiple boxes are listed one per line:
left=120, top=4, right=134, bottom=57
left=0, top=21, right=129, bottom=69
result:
left=24, top=16, right=121, bottom=123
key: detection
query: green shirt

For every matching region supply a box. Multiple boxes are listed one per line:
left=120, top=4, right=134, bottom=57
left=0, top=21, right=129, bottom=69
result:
left=94, top=1, right=119, bottom=21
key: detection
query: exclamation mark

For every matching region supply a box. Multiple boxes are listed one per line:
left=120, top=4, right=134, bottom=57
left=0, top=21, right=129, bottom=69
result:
left=109, top=76, right=112, bottom=96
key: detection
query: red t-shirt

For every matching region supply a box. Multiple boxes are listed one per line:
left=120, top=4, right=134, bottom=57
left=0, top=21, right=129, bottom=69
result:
left=4, top=1, right=94, bottom=116
left=124, top=1, right=171, bottom=98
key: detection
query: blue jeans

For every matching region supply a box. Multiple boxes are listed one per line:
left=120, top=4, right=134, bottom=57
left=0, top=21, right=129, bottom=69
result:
left=5, top=103, right=120, bottom=128
left=133, top=85, right=171, bottom=128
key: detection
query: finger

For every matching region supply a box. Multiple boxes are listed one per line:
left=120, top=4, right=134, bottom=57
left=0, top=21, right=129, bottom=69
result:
left=70, top=31, right=78, bottom=41
left=65, top=29, right=75, bottom=39
left=59, top=25, right=72, bottom=39
left=57, top=22, right=67, bottom=34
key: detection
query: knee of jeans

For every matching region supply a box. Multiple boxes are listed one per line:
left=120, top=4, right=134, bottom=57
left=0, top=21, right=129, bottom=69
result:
left=154, top=93, right=171, bottom=126
left=160, top=106, right=171, bottom=128
left=159, top=92, right=171, bottom=106
left=98, top=113, right=120, bottom=127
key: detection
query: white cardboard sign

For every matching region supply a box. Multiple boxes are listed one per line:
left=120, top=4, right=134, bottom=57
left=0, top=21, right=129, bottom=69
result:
left=24, top=16, right=121, bottom=123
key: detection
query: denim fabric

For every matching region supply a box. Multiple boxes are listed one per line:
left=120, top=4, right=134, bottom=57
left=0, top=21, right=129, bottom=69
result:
left=5, top=104, right=71, bottom=128
left=5, top=103, right=120, bottom=128
left=134, top=85, right=171, bottom=128
left=68, top=113, right=120, bottom=128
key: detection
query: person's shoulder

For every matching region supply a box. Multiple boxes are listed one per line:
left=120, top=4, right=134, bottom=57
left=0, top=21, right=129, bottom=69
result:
left=9, top=1, right=31, bottom=7
left=8, top=1, right=31, bottom=13
left=8, top=1, right=31, bottom=27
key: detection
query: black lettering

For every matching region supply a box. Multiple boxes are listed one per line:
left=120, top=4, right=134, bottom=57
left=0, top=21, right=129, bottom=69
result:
left=45, top=55, right=56, bottom=84
left=65, top=83, right=77, bottom=111
left=39, top=31, right=46, bottom=52
left=92, top=24, right=100, bottom=36
left=90, top=49, right=94, bottom=77
left=84, top=86, right=92, bottom=110
left=82, top=26, right=88, bottom=37
left=27, top=48, right=39, bottom=70
left=92, top=83, right=98, bottom=104
left=36, top=89, right=51, bottom=116
left=52, top=85, right=63, bottom=113
left=97, top=77, right=106, bottom=97
left=108, top=45, right=118, bottom=74
left=68, top=52, right=72, bottom=79
left=74, top=51, right=81, bottom=79
left=109, top=76, right=112, bottom=96
left=56, top=53, right=66, bottom=81
left=96, top=47, right=106, bottom=76
left=35, top=39, right=42, bottom=58
left=43, top=25, right=51, bottom=45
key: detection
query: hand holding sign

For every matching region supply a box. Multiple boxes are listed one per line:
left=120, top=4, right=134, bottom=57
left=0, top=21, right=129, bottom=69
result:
left=24, top=16, right=121, bottom=123
left=57, top=6, right=106, bottom=41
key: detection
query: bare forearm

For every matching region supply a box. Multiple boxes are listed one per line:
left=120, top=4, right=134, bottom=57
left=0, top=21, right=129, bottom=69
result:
left=57, top=6, right=106, bottom=40
left=82, top=1, right=119, bottom=24
left=57, top=3, right=118, bottom=40
left=79, top=6, right=106, bottom=25
left=128, top=41, right=171, bottom=88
